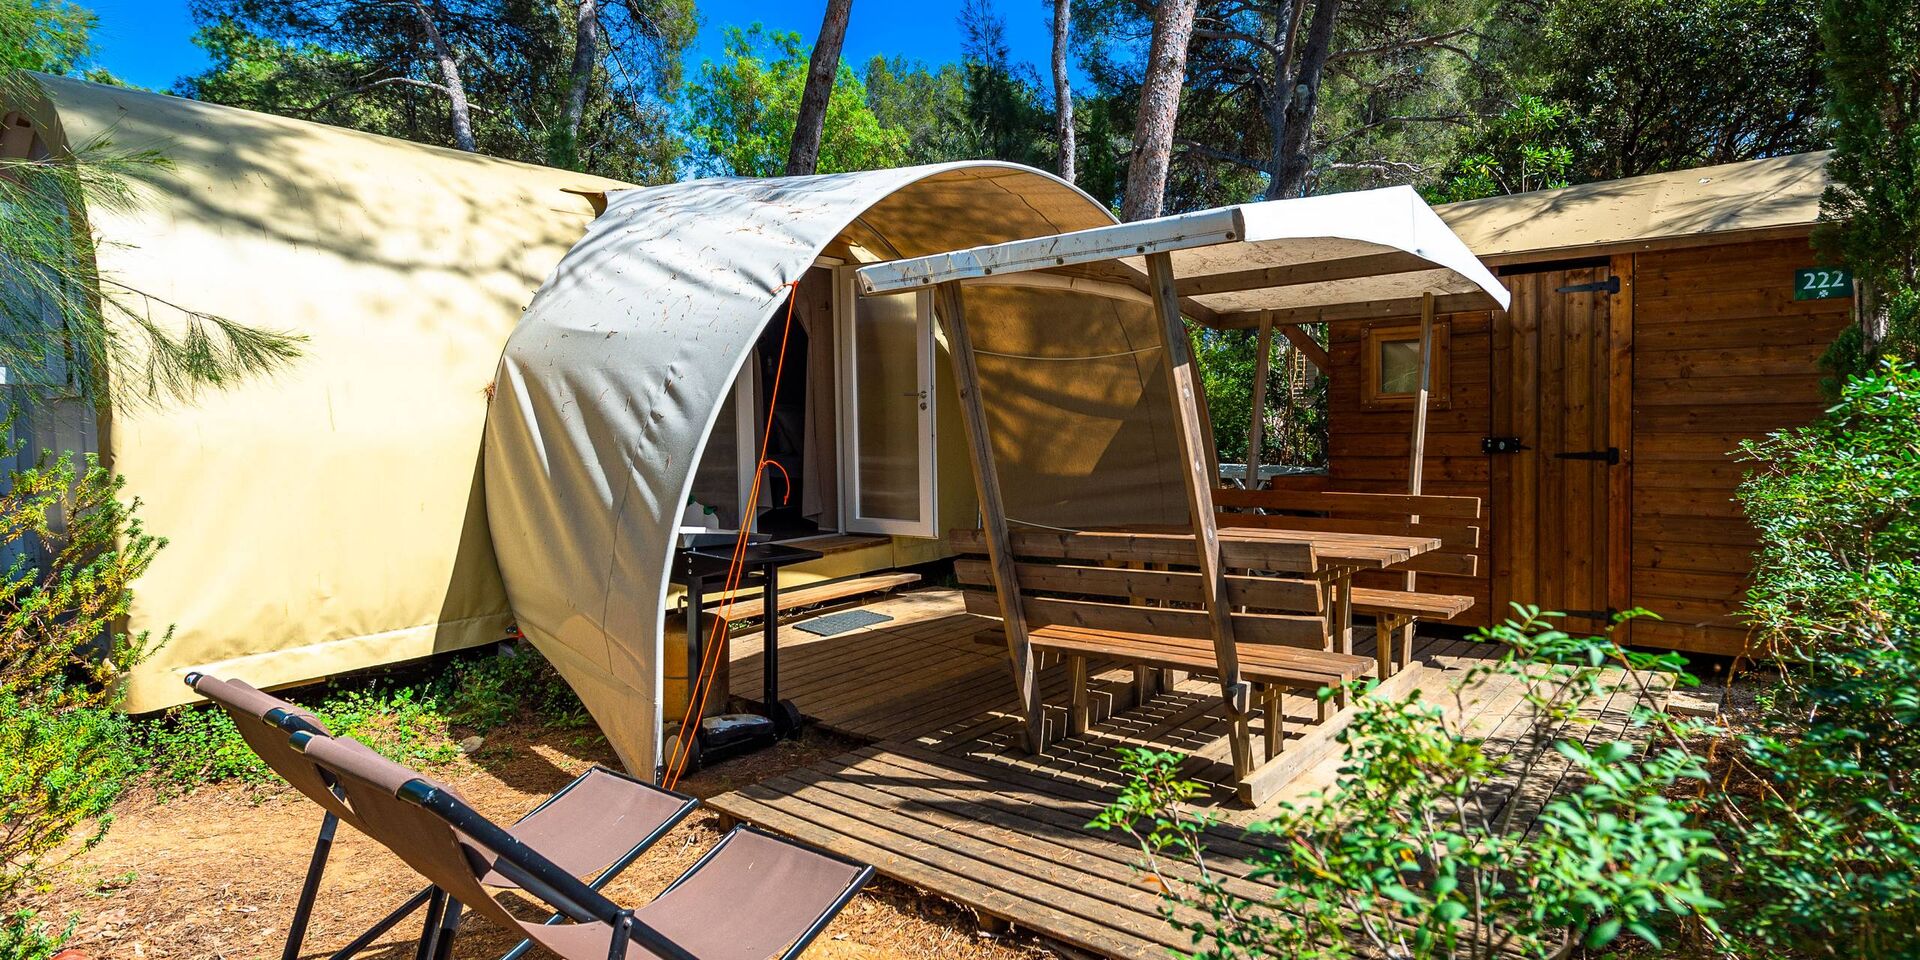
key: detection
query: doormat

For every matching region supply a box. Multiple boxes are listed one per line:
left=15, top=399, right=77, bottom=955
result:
left=795, top=609, right=894, bottom=636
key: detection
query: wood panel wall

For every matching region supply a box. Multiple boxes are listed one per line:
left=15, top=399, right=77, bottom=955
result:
left=1318, top=235, right=1849, bottom=652
left=1626, top=236, right=1849, bottom=654
left=1326, top=311, right=1495, bottom=621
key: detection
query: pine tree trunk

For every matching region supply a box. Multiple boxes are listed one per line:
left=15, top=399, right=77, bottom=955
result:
left=411, top=0, right=477, bottom=153
left=1121, top=0, right=1199, bottom=221
left=1265, top=0, right=1339, bottom=199
left=1052, top=0, right=1076, bottom=184
left=555, top=0, right=601, bottom=170
left=787, top=0, right=854, bottom=176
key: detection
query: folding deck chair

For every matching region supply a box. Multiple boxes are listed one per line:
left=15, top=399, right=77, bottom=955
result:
left=185, top=673, right=698, bottom=960
left=293, top=729, right=875, bottom=960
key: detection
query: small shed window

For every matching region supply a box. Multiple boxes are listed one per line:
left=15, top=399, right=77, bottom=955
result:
left=1361, top=319, right=1451, bottom=411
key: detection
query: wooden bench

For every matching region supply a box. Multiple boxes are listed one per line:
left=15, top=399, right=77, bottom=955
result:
left=697, top=571, right=921, bottom=632
left=1215, top=487, right=1482, bottom=676
left=1025, top=625, right=1374, bottom=760
left=950, top=527, right=1369, bottom=769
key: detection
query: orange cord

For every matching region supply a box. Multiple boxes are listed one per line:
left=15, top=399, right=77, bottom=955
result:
left=663, top=280, right=801, bottom=790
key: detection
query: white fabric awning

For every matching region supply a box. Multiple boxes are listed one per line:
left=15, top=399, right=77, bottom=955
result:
left=858, top=185, right=1510, bottom=325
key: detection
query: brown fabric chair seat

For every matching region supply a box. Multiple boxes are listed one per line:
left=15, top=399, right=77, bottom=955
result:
left=186, top=672, right=698, bottom=960
left=295, top=732, right=873, bottom=960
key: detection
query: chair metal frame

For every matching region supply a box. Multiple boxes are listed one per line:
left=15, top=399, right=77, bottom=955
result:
left=180, top=673, right=697, bottom=960
left=388, top=768, right=874, bottom=960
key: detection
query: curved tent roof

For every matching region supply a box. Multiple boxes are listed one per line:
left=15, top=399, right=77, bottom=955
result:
left=4, top=76, right=628, bottom=711
left=484, top=164, right=1119, bottom=776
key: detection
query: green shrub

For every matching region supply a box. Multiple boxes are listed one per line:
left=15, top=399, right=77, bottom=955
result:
left=1094, top=609, right=1719, bottom=959
left=0, top=443, right=166, bottom=710
left=0, top=911, right=72, bottom=960
left=0, top=692, right=135, bottom=900
left=140, top=682, right=461, bottom=792
left=1723, top=360, right=1920, bottom=955
left=437, top=643, right=590, bottom=731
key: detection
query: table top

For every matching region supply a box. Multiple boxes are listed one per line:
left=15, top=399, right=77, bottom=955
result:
left=1088, top=523, right=1440, bottom=571
left=1215, top=526, right=1439, bottom=570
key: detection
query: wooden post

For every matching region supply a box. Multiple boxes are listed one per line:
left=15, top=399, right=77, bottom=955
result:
left=933, top=281, right=1046, bottom=754
left=1145, top=252, right=1253, bottom=781
left=1244, top=313, right=1273, bottom=489
left=1405, top=292, right=1435, bottom=591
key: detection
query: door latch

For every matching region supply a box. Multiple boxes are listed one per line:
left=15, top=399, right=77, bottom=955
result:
left=1553, top=447, right=1621, bottom=464
left=1482, top=437, right=1528, bottom=454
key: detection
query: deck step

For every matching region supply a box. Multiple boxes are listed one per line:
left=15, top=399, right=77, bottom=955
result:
left=710, top=572, right=921, bottom=624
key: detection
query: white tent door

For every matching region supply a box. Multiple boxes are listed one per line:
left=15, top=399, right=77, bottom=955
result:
left=837, top=270, right=936, bottom=537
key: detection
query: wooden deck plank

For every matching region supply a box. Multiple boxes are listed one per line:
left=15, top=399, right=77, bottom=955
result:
left=712, top=591, right=1664, bottom=960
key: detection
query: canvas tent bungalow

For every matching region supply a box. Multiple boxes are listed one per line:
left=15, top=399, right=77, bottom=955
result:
left=483, top=163, right=1122, bottom=779
left=1, top=76, right=626, bottom=712
left=483, top=175, right=1511, bottom=790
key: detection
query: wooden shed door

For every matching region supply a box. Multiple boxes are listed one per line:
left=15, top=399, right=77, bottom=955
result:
left=1491, top=262, right=1626, bottom=631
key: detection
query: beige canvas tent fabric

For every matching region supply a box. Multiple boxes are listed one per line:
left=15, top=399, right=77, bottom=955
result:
left=484, top=164, right=1125, bottom=777
left=1438, top=151, right=1828, bottom=262
left=5, top=76, right=628, bottom=712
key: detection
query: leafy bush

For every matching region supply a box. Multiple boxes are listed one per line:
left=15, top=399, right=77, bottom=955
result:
left=1721, top=360, right=1920, bottom=955
left=1094, top=609, right=1719, bottom=959
left=0, top=692, right=135, bottom=900
left=0, top=911, right=71, bottom=960
left=140, top=682, right=461, bottom=791
left=0, top=444, right=165, bottom=709
left=437, top=642, right=590, bottom=731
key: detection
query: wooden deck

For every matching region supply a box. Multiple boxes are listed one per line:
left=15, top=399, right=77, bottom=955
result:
left=722, top=589, right=1653, bottom=959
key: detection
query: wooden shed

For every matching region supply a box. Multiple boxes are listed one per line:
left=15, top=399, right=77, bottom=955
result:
left=1274, top=151, right=1841, bottom=655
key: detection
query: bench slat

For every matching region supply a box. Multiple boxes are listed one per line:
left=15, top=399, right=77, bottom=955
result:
left=948, top=528, right=1317, bottom=574
left=952, top=558, right=1324, bottom=614
left=1213, top=489, right=1482, bottom=519
left=1349, top=586, right=1474, bottom=620
left=962, top=590, right=1326, bottom=649
left=1027, top=626, right=1371, bottom=690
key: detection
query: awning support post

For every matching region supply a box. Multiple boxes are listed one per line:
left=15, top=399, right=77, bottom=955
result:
left=1405, top=291, right=1435, bottom=590
left=932, top=281, right=1046, bottom=754
left=1245, top=312, right=1273, bottom=488
left=1145, top=252, right=1253, bottom=781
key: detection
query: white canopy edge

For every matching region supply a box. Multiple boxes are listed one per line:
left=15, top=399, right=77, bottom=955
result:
left=859, top=185, right=1511, bottom=314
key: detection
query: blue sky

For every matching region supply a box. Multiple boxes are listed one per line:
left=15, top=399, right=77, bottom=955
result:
left=80, top=0, right=1080, bottom=93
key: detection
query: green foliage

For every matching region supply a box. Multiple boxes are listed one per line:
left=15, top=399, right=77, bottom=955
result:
left=683, top=25, right=906, bottom=178
left=0, top=692, right=134, bottom=900
left=0, top=443, right=166, bottom=709
left=138, top=641, right=587, bottom=792
left=1422, top=96, right=1575, bottom=203
left=1816, top=0, right=1920, bottom=376
left=1721, top=361, right=1920, bottom=955
left=0, top=0, right=93, bottom=75
left=1095, top=609, right=1720, bottom=958
left=180, top=0, right=696, bottom=182
left=0, top=912, right=71, bottom=960
left=861, top=56, right=979, bottom=167
left=440, top=643, right=589, bottom=732
left=0, top=83, right=306, bottom=405
left=1194, top=323, right=1326, bottom=468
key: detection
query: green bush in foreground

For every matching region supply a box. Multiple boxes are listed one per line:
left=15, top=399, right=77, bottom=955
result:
left=1723, top=360, right=1920, bottom=956
left=0, top=692, right=135, bottom=900
left=0, top=912, right=71, bottom=960
left=1094, top=610, right=1718, bottom=959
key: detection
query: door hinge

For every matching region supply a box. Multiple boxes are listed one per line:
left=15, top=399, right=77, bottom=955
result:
left=1562, top=607, right=1620, bottom=622
left=1554, top=447, right=1621, bottom=464
left=1482, top=436, right=1528, bottom=454
left=1555, top=276, right=1621, bottom=295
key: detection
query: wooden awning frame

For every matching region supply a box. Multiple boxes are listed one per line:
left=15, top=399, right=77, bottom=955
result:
left=855, top=190, right=1507, bottom=770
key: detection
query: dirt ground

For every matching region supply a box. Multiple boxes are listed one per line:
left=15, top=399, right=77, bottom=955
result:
left=25, top=723, right=1066, bottom=960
